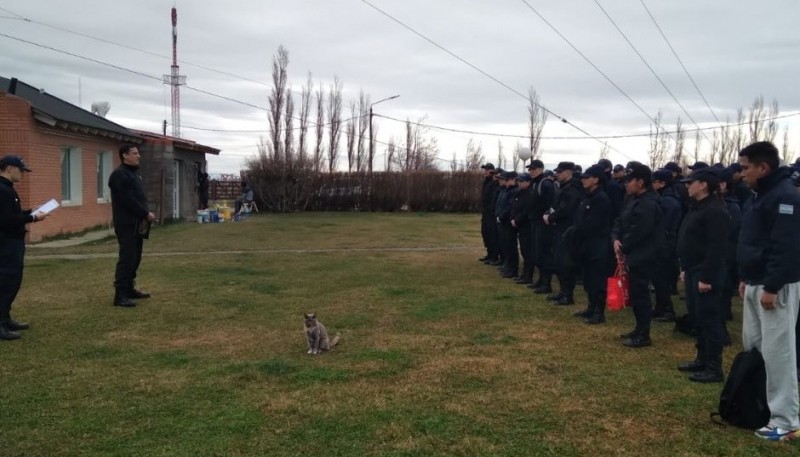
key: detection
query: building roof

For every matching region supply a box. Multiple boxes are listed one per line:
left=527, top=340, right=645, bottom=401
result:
left=132, top=130, right=220, bottom=155
left=1, top=76, right=140, bottom=142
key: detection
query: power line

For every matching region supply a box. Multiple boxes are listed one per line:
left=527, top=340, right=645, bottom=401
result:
left=591, top=0, right=712, bottom=144
left=517, top=0, right=676, bottom=145
left=639, top=0, right=722, bottom=126
left=358, top=0, right=623, bottom=156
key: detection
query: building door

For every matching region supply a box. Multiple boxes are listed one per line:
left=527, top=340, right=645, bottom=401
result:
left=172, top=160, right=181, bottom=219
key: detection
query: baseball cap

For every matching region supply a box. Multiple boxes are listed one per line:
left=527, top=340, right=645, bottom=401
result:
left=688, top=161, right=709, bottom=170
left=663, top=162, right=682, bottom=174
left=480, top=163, right=495, bottom=170
left=516, top=172, right=532, bottom=182
left=554, top=161, right=575, bottom=173
left=652, top=169, right=673, bottom=183
left=624, top=163, right=652, bottom=182
left=581, top=164, right=606, bottom=180
left=0, top=155, right=32, bottom=172
left=526, top=159, right=545, bottom=170
left=680, top=167, right=720, bottom=186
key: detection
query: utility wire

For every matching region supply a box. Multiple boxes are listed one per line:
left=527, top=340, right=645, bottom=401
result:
left=358, top=0, right=623, bottom=155
left=518, top=0, right=676, bottom=145
left=639, top=0, right=722, bottom=126
left=592, top=0, right=712, bottom=144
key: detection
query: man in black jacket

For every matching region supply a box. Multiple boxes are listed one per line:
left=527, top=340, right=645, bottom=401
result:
left=479, top=163, right=499, bottom=264
left=0, top=155, right=49, bottom=340
left=676, top=168, right=730, bottom=383
left=613, top=163, right=663, bottom=348
left=495, top=171, right=518, bottom=278
left=572, top=165, right=612, bottom=324
left=109, top=144, right=155, bottom=307
left=737, top=142, right=800, bottom=441
left=545, top=162, right=583, bottom=305
left=597, top=159, right=624, bottom=223
left=529, top=160, right=556, bottom=293
left=511, top=173, right=535, bottom=284
left=651, top=169, right=682, bottom=322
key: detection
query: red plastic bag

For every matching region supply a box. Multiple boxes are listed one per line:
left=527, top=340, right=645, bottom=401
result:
left=607, top=261, right=629, bottom=312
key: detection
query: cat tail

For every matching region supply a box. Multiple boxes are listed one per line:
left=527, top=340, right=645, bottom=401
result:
left=329, top=333, right=340, bottom=348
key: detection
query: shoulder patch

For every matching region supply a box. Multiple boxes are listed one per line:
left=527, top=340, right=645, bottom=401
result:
left=779, top=203, right=794, bottom=215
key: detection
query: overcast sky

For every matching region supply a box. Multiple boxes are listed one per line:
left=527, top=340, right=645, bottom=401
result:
left=1, top=0, right=798, bottom=174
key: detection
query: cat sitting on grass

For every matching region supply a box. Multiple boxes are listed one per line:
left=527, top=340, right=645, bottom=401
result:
left=304, top=313, right=340, bottom=355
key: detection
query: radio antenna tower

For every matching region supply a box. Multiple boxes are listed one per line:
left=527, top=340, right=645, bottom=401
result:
left=163, top=6, right=186, bottom=137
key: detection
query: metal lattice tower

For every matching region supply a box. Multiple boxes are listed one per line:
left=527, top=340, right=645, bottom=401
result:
left=162, top=7, right=185, bottom=138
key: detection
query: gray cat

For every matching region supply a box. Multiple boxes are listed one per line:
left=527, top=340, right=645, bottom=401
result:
left=304, top=313, right=340, bottom=355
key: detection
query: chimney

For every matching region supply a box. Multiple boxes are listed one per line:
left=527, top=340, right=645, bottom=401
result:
left=8, top=77, right=17, bottom=94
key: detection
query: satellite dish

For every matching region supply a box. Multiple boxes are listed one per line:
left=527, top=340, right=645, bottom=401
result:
left=518, top=147, right=532, bottom=161
left=91, top=101, right=111, bottom=118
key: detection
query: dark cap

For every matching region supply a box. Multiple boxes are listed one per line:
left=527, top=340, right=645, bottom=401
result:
left=712, top=162, right=725, bottom=170
left=516, top=172, right=532, bottom=182
left=526, top=159, right=544, bottom=170
left=581, top=164, right=606, bottom=180
left=624, top=163, right=652, bottom=182
left=554, top=161, right=575, bottom=173
left=500, top=171, right=518, bottom=180
left=0, top=155, right=32, bottom=172
left=492, top=167, right=505, bottom=178
left=719, top=168, right=735, bottom=186
left=680, top=168, right=720, bottom=186
left=597, top=159, right=613, bottom=171
left=688, top=161, right=709, bottom=170
left=727, top=163, right=743, bottom=173
left=480, top=162, right=495, bottom=170
left=543, top=170, right=555, bottom=178
left=574, top=165, right=583, bottom=174
left=791, top=164, right=800, bottom=186
left=652, top=169, right=673, bottom=183
left=663, top=162, right=682, bottom=174
left=612, top=164, right=625, bottom=173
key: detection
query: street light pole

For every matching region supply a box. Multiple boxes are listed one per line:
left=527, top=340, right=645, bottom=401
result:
left=369, top=94, right=399, bottom=173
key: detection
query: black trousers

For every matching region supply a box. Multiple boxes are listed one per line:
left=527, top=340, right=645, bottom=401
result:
left=628, top=264, right=655, bottom=337
left=653, top=250, right=678, bottom=314
left=114, top=224, right=144, bottom=292
left=499, top=222, right=518, bottom=274
left=533, top=223, right=554, bottom=277
left=583, top=253, right=611, bottom=316
left=684, top=267, right=725, bottom=363
left=0, top=239, right=25, bottom=322
left=481, top=214, right=500, bottom=259
left=517, top=224, right=534, bottom=278
left=554, top=228, right=576, bottom=296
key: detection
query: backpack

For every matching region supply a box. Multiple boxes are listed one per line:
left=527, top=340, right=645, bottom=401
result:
left=711, top=348, right=770, bottom=429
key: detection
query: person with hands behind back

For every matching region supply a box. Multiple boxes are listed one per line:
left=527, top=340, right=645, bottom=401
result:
left=0, top=155, right=49, bottom=340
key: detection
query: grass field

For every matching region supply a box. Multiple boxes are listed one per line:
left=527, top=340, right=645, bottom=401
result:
left=3, top=213, right=797, bottom=456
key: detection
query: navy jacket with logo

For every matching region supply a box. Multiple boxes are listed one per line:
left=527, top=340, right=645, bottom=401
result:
left=737, top=167, right=800, bottom=293
left=0, top=176, right=34, bottom=240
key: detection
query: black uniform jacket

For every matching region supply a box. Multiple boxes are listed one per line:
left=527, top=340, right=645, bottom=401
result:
left=510, top=186, right=535, bottom=227
left=549, top=177, right=582, bottom=230
left=737, top=167, right=800, bottom=293
left=0, top=176, right=33, bottom=240
left=572, top=187, right=612, bottom=260
left=677, top=195, right=730, bottom=285
left=531, top=175, right=555, bottom=224
left=108, top=164, right=149, bottom=226
left=612, top=190, right=663, bottom=269
left=481, top=177, right=498, bottom=216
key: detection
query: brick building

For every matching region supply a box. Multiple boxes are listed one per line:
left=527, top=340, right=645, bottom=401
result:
left=0, top=76, right=219, bottom=241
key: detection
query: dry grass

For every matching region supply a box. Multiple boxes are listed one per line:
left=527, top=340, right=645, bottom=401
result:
left=3, top=213, right=796, bottom=456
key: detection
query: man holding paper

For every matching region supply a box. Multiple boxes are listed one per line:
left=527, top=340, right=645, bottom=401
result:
left=108, top=144, right=155, bottom=307
left=0, top=155, right=49, bottom=340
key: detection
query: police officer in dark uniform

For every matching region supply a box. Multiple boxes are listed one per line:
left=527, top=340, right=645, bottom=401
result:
left=597, top=159, right=624, bottom=224
left=719, top=168, right=742, bottom=343
left=528, top=160, right=556, bottom=293
left=511, top=172, right=535, bottom=284
left=479, top=163, right=500, bottom=264
left=109, top=144, right=155, bottom=307
left=651, top=169, right=682, bottom=322
left=495, top=171, right=519, bottom=278
left=0, top=155, right=48, bottom=340
left=612, top=164, right=626, bottom=186
left=572, top=165, right=612, bottom=323
left=489, top=168, right=506, bottom=266
left=728, top=163, right=752, bottom=208
left=613, top=163, right=663, bottom=348
left=664, top=162, right=689, bottom=215
left=545, top=162, right=583, bottom=305
left=677, top=168, right=730, bottom=382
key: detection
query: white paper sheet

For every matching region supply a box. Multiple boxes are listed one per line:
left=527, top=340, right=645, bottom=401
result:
left=34, top=199, right=59, bottom=214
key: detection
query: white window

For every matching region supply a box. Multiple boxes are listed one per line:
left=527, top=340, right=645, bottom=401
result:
left=96, top=151, right=113, bottom=203
left=60, top=147, right=82, bottom=206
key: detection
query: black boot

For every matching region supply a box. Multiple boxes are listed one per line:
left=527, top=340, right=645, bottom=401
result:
left=573, top=309, right=592, bottom=318
left=584, top=313, right=606, bottom=325
left=514, top=275, right=533, bottom=285
left=6, top=319, right=30, bottom=331
left=677, top=359, right=705, bottom=372
left=0, top=323, right=21, bottom=341
left=129, top=289, right=151, bottom=299
left=546, top=291, right=564, bottom=301
left=554, top=295, right=574, bottom=306
left=689, top=359, right=724, bottom=383
left=114, top=289, right=136, bottom=307
left=623, top=332, right=652, bottom=348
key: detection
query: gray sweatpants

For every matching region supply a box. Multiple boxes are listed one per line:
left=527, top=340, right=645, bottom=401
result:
left=742, top=282, right=800, bottom=430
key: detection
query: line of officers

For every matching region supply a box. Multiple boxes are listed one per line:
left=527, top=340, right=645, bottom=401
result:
left=479, top=157, right=754, bottom=383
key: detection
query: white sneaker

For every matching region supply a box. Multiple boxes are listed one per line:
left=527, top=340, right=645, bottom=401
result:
left=754, top=425, right=798, bottom=442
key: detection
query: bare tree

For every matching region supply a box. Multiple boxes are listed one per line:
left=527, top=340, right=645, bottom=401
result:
left=356, top=91, right=370, bottom=172
left=313, top=83, right=325, bottom=172
left=748, top=96, right=778, bottom=143
left=465, top=138, right=484, bottom=171
left=709, top=130, right=722, bottom=165
left=782, top=126, right=794, bottom=164
left=283, top=87, right=294, bottom=166
left=693, top=128, right=702, bottom=163
left=767, top=99, right=779, bottom=143
left=449, top=152, right=458, bottom=173
left=386, top=137, right=396, bottom=172
left=512, top=142, right=522, bottom=172
left=598, top=142, right=609, bottom=161
left=344, top=102, right=356, bottom=172
left=297, top=73, right=313, bottom=165
left=528, top=87, right=548, bottom=160
left=672, top=117, right=685, bottom=164
left=648, top=110, right=669, bottom=170
left=497, top=140, right=505, bottom=169
left=327, top=76, right=343, bottom=173
left=267, top=45, right=289, bottom=160
left=393, top=117, right=438, bottom=171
